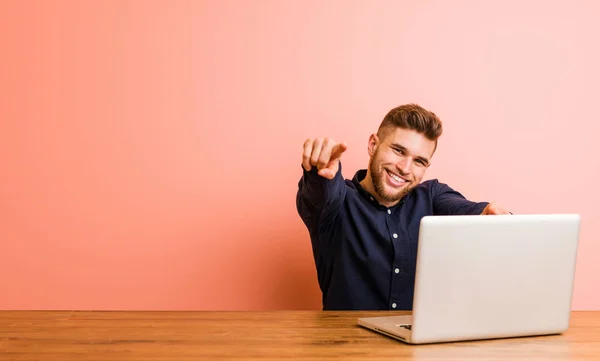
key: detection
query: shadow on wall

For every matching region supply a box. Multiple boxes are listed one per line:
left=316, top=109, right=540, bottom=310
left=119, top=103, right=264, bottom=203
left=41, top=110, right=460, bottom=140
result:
left=192, top=199, right=324, bottom=311
left=239, top=215, right=324, bottom=310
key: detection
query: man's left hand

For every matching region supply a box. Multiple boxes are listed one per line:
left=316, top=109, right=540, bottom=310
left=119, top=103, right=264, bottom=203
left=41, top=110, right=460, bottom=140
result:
left=481, top=202, right=512, bottom=215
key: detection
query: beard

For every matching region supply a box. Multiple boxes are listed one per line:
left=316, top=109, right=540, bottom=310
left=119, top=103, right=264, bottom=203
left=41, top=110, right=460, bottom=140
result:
left=369, top=158, right=413, bottom=204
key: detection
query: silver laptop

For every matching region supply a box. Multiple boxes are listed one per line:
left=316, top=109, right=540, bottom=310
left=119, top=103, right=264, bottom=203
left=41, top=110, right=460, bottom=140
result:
left=358, top=213, right=581, bottom=344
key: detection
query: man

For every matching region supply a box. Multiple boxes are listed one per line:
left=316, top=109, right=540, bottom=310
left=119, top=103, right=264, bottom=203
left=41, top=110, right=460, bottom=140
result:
left=296, top=104, right=510, bottom=311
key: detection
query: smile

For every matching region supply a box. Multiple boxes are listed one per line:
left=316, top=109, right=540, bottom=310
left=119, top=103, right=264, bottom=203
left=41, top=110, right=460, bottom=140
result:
left=386, top=169, right=408, bottom=186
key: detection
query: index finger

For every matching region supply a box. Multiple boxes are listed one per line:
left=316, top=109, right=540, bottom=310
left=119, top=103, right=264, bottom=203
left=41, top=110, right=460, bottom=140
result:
left=330, top=142, right=348, bottom=160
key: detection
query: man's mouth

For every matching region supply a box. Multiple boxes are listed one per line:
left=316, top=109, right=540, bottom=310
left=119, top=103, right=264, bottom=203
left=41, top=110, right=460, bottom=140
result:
left=386, top=169, right=408, bottom=186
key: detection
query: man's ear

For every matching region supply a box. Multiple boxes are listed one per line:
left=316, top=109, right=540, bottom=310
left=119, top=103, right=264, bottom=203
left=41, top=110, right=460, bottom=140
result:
left=367, top=133, right=379, bottom=157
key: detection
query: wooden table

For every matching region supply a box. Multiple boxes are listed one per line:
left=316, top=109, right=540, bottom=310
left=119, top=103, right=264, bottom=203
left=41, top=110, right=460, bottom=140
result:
left=1, top=311, right=599, bottom=360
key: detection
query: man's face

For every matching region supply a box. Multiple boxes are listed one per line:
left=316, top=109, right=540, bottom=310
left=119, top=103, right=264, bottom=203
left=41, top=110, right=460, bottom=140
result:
left=368, top=128, right=436, bottom=204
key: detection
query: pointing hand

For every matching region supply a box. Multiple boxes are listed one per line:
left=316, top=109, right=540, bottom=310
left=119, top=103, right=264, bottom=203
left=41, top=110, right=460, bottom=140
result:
left=302, top=137, right=348, bottom=180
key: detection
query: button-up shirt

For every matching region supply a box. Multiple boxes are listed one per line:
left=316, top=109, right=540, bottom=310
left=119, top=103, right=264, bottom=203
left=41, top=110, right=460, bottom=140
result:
left=296, top=165, right=489, bottom=310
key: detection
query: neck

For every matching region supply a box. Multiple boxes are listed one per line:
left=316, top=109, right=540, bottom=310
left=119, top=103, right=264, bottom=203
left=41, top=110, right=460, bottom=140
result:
left=359, top=170, right=400, bottom=208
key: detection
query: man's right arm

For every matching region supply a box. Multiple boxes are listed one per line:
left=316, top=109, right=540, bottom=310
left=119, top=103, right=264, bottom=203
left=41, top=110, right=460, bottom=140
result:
left=296, top=137, right=348, bottom=230
left=296, top=164, right=346, bottom=230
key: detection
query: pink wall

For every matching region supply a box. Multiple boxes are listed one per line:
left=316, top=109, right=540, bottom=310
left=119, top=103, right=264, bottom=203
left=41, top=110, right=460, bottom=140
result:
left=1, top=1, right=598, bottom=310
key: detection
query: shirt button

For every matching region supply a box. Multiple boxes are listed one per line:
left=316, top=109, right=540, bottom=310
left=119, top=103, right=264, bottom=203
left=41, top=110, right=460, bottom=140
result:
left=392, top=303, right=397, bottom=309
left=393, top=233, right=398, bottom=238
left=395, top=268, right=400, bottom=274
left=370, top=197, right=374, bottom=201
left=387, top=209, right=391, bottom=214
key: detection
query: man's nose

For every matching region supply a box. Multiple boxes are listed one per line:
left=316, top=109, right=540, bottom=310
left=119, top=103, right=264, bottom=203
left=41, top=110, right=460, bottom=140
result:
left=396, top=156, right=412, bottom=175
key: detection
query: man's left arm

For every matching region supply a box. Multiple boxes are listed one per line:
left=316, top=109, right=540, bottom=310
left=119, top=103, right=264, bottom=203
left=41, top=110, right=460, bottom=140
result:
left=432, top=180, right=511, bottom=215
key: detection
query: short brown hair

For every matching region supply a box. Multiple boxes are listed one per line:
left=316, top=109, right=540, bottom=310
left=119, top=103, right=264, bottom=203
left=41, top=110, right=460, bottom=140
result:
left=377, top=103, right=443, bottom=141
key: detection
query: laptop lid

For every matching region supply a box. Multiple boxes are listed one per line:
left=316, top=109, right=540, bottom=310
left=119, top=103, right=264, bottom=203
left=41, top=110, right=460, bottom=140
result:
left=410, top=214, right=580, bottom=344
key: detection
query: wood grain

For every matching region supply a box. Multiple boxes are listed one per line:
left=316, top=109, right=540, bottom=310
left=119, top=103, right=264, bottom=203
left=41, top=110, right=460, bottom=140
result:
left=1, top=311, right=599, bottom=360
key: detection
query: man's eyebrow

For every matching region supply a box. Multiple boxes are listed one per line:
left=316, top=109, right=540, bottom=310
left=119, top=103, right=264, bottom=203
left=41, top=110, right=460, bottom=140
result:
left=390, top=142, right=431, bottom=164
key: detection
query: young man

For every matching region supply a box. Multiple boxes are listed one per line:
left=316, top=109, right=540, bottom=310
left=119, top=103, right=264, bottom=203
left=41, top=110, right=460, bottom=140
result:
left=296, top=104, right=510, bottom=310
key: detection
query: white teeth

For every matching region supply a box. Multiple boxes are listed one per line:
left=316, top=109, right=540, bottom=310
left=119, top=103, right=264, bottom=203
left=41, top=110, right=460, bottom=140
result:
left=388, top=171, right=405, bottom=183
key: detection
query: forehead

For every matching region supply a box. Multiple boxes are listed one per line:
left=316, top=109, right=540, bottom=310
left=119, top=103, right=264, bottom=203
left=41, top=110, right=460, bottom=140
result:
left=382, top=128, right=437, bottom=159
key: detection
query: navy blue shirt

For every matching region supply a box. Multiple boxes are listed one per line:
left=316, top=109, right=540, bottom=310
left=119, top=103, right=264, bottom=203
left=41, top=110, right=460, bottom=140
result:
left=296, top=164, right=489, bottom=310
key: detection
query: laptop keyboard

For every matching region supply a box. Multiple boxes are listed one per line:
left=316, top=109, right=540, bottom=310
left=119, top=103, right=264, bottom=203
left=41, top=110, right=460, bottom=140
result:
left=398, top=324, right=412, bottom=330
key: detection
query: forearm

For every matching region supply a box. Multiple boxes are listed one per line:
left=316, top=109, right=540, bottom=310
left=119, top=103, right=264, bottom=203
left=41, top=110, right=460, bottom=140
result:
left=432, top=181, right=489, bottom=215
left=296, top=164, right=346, bottom=225
left=436, top=198, right=489, bottom=215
